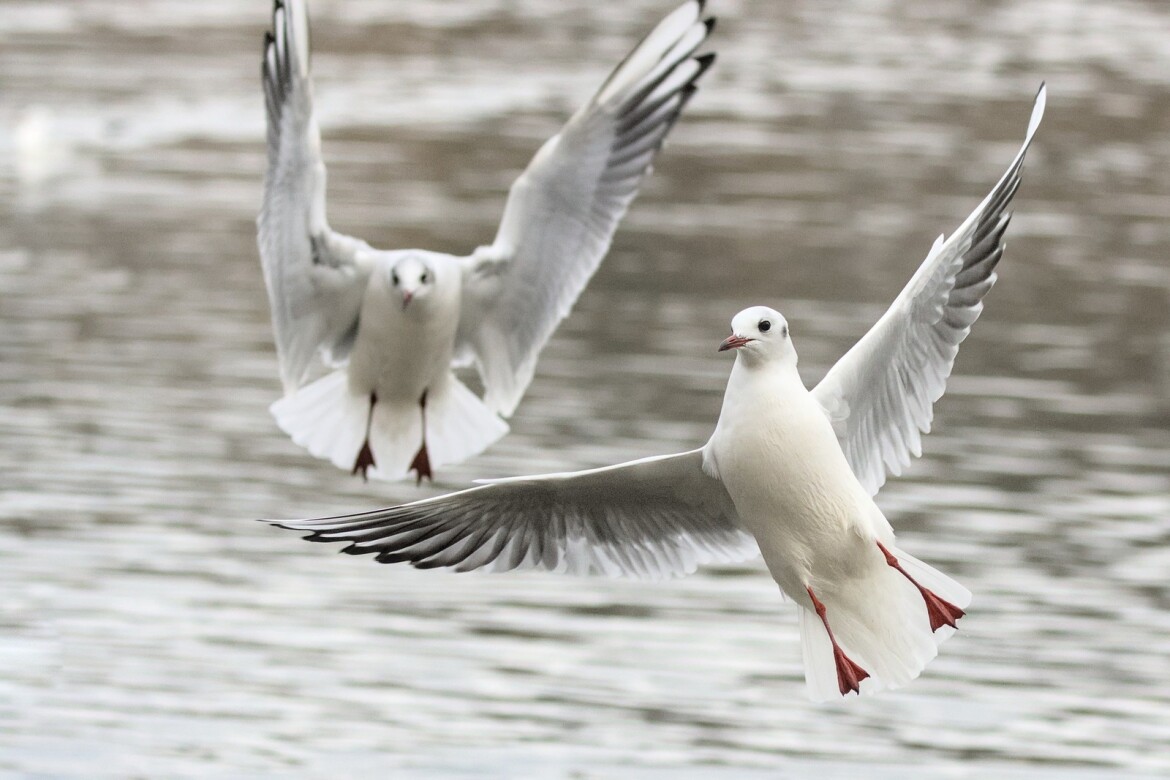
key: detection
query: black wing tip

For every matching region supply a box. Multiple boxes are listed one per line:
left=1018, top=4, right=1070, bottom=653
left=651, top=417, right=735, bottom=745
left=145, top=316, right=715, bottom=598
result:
left=676, top=83, right=700, bottom=111
left=703, top=16, right=717, bottom=35
left=691, top=52, right=717, bottom=85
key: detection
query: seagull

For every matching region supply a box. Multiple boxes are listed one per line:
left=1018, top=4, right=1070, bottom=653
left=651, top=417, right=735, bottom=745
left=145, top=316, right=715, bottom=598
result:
left=263, top=85, right=1046, bottom=700
left=257, top=0, right=717, bottom=483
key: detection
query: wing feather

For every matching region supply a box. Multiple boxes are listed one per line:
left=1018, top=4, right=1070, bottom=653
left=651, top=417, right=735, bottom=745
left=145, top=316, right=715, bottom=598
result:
left=458, top=3, right=717, bottom=417
left=812, top=84, right=1046, bottom=495
left=263, top=449, right=758, bottom=580
left=257, top=0, right=372, bottom=393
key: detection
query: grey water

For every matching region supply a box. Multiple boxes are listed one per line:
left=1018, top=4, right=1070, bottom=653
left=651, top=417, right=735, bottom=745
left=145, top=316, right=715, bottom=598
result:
left=2, top=0, right=1169, bottom=776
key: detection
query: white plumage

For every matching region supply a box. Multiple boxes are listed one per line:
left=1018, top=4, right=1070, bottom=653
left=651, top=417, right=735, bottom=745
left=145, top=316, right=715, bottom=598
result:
left=264, top=85, right=1046, bottom=700
left=258, top=0, right=717, bottom=481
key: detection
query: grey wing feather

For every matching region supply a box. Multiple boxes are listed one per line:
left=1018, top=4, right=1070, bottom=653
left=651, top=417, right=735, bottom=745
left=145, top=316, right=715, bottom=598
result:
left=458, top=2, right=716, bottom=416
left=812, top=84, right=1046, bottom=496
left=257, top=0, right=371, bottom=394
left=262, top=449, right=758, bottom=580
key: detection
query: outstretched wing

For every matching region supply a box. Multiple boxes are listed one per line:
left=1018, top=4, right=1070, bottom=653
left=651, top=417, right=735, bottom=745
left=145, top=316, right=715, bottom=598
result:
left=258, top=0, right=372, bottom=394
left=812, top=84, right=1047, bottom=496
left=262, top=449, right=758, bottom=580
left=458, top=1, right=716, bottom=416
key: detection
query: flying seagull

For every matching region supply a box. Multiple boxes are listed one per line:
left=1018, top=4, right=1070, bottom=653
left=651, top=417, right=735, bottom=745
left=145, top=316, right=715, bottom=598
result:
left=263, top=85, right=1046, bottom=700
left=258, top=0, right=718, bottom=482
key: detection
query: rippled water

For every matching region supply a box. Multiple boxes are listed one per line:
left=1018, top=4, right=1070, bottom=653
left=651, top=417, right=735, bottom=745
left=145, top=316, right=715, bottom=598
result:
left=2, top=0, right=1169, bottom=777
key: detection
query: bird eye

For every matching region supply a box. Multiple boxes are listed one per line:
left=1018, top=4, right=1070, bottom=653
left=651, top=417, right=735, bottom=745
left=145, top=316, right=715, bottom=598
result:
left=758, top=319, right=771, bottom=333
left=391, top=271, right=400, bottom=286
left=420, top=272, right=429, bottom=284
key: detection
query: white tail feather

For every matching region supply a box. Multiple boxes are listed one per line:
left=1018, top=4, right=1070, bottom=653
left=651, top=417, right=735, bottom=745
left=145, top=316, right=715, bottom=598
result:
left=270, top=370, right=508, bottom=481
left=798, top=545, right=968, bottom=701
left=271, top=370, right=367, bottom=471
left=423, top=375, right=509, bottom=471
left=799, top=607, right=841, bottom=702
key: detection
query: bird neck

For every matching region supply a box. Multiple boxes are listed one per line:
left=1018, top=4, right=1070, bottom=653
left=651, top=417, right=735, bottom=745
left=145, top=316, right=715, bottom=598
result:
left=726, top=352, right=803, bottom=403
left=734, top=348, right=798, bottom=376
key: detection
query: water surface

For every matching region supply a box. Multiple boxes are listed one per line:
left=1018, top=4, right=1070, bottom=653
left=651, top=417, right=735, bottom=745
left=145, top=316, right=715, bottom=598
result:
left=2, top=1, right=1169, bottom=777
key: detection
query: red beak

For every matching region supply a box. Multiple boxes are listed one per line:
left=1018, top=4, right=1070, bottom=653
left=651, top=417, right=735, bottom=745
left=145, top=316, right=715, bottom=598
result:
left=718, top=334, right=754, bottom=352
left=402, top=291, right=414, bottom=309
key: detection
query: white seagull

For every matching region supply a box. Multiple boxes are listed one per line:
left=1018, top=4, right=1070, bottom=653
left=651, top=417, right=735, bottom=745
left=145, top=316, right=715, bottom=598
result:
left=264, top=86, right=1046, bottom=700
left=258, top=0, right=718, bottom=482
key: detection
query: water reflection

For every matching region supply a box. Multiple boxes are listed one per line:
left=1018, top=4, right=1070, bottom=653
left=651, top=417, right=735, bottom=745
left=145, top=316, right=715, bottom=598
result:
left=1, top=0, right=1168, bottom=777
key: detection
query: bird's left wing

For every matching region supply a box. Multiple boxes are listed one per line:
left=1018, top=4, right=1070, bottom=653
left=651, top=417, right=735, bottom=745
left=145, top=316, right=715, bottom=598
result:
left=262, top=448, right=757, bottom=580
left=811, top=84, right=1046, bottom=496
left=457, top=1, right=716, bottom=416
left=258, top=0, right=373, bottom=394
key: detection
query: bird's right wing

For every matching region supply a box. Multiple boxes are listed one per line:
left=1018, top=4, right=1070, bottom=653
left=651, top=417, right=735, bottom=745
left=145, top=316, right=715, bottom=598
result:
left=811, top=84, right=1046, bottom=495
left=262, top=449, right=757, bottom=580
left=258, top=0, right=372, bottom=394
left=457, top=1, right=716, bottom=417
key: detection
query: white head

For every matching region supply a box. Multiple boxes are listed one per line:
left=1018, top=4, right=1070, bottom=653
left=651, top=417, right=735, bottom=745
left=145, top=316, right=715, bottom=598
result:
left=389, top=256, right=434, bottom=310
left=718, top=306, right=795, bottom=366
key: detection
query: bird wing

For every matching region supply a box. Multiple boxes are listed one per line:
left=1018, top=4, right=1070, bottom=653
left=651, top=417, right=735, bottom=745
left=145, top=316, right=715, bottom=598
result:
left=262, top=448, right=757, bottom=580
left=258, top=0, right=373, bottom=394
left=811, top=84, right=1046, bottom=496
left=457, top=1, right=716, bottom=416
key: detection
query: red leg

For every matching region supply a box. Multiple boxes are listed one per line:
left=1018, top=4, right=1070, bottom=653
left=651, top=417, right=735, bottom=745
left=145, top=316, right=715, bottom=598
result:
left=876, top=541, right=965, bottom=632
left=806, top=586, right=869, bottom=696
left=351, top=392, right=378, bottom=481
left=409, top=390, right=432, bottom=485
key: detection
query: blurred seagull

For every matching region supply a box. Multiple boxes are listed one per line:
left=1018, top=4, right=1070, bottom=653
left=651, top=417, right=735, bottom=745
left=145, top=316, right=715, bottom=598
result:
left=258, top=0, right=718, bottom=482
left=264, top=86, right=1046, bottom=700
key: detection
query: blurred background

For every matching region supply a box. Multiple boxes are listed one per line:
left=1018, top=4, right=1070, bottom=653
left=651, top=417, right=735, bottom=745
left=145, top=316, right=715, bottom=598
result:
left=2, top=0, right=1169, bottom=777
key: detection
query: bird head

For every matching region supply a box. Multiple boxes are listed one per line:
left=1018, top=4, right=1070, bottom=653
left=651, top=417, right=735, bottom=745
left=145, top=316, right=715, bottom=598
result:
left=389, top=256, right=434, bottom=310
left=718, top=306, right=794, bottom=366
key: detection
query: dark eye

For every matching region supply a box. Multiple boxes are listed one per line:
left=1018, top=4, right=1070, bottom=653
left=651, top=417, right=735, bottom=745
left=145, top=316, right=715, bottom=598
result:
left=420, top=272, right=429, bottom=284
left=391, top=271, right=400, bottom=286
left=758, top=319, right=771, bottom=333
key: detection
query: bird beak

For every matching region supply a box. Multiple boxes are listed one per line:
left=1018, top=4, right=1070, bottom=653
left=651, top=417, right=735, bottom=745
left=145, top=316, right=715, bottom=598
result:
left=719, top=334, right=754, bottom=352
left=402, top=291, right=413, bottom=309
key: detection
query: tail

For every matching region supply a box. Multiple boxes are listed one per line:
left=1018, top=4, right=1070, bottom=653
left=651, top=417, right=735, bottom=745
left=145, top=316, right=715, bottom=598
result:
left=799, top=545, right=971, bottom=702
left=270, top=370, right=509, bottom=481
left=417, top=375, right=510, bottom=477
left=271, top=370, right=369, bottom=472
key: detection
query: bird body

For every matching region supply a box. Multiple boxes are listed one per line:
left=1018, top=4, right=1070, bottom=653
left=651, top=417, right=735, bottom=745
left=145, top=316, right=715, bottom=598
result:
left=345, top=252, right=461, bottom=403
left=707, top=308, right=967, bottom=699
left=270, top=249, right=508, bottom=482
left=709, top=335, right=887, bottom=598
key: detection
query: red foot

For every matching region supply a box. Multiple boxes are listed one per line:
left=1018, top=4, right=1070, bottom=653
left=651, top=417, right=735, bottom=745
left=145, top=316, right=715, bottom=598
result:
left=351, top=438, right=376, bottom=481
left=806, top=586, right=870, bottom=696
left=921, top=589, right=966, bottom=632
left=833, top=645, right=870, bottom=696
left=351, top=392, right=378, bottom=482
left=409, top=389, right=432, bottom=485
left=876, top=541, right=965, bottom=632
left=409, top=443, right=432, bottom=485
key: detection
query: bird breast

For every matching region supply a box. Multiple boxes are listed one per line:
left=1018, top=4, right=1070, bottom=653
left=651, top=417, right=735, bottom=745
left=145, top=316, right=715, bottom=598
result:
left=346, top=260, right=461, bottom=401
left=711, top=368, right=876, bottom=578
